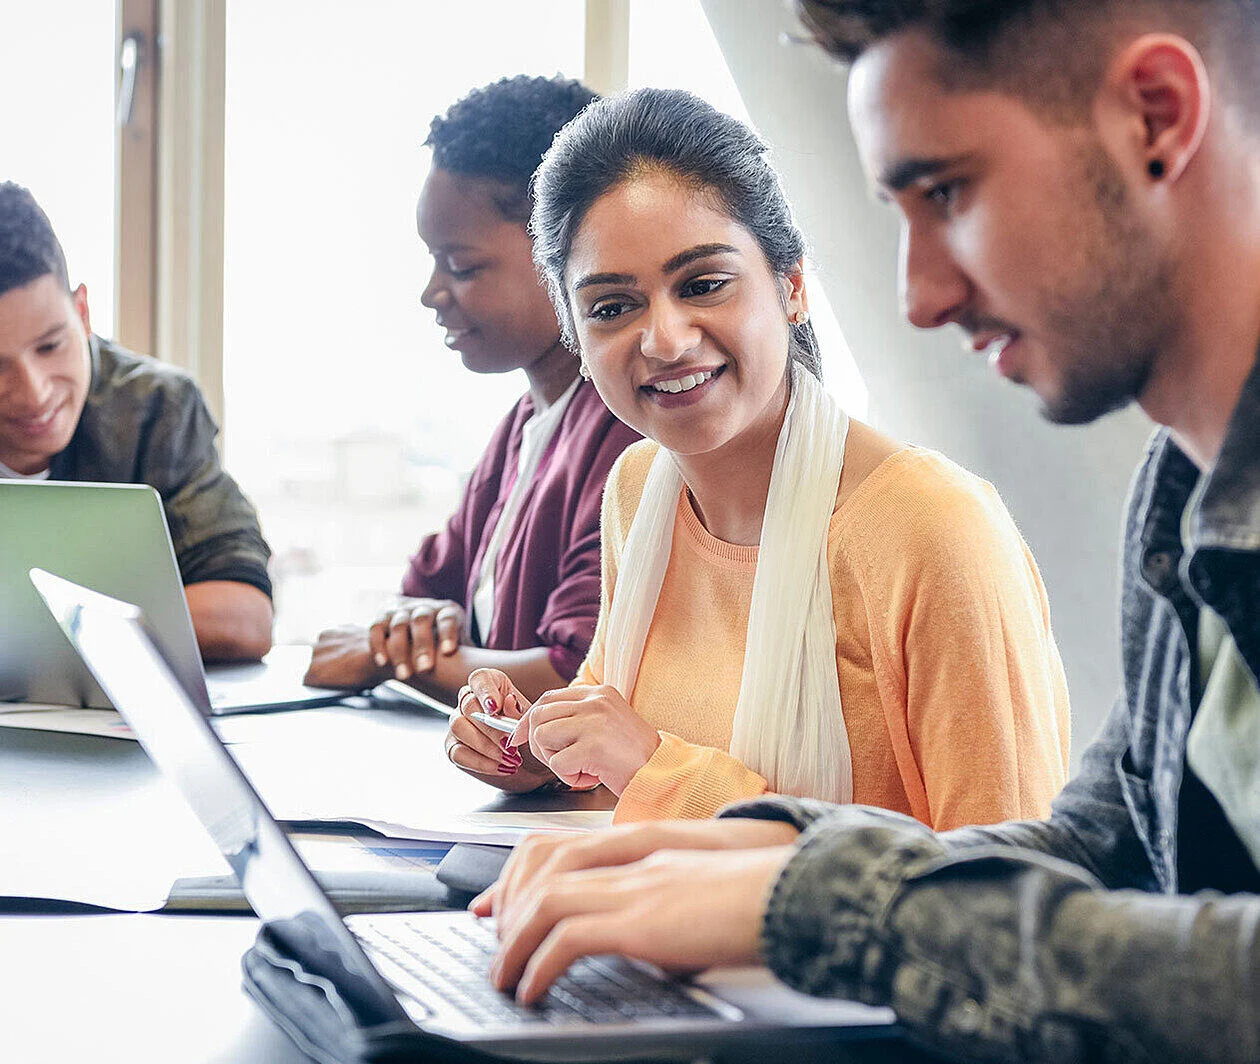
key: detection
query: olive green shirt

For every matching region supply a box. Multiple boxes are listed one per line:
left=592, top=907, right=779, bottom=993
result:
left=46, top=335, right=272, bottom=597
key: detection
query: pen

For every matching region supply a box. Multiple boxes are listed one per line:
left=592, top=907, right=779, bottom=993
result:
left=470, top=710, right=517, bottom=736
left=374, top=678, right=457, bottom=717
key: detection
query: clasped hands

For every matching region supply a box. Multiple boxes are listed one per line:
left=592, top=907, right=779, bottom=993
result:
left=444, top=668, right=663, bottom=794
left=305, top=597, right=466, bottom=688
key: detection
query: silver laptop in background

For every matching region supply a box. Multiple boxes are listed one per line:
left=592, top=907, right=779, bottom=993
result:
left=0, top=481, right=347, bottom=714
left=31, top=569, right=899, bottom=1063
left=1, top=482, right=210, bottom=710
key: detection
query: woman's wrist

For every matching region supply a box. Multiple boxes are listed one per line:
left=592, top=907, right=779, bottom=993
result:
left=604, top=728, right=663, bottom=796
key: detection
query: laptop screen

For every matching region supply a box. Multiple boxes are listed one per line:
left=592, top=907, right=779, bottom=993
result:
left=2, top=483, right=211, bottom=711
left=31, top=568, right=404, bottom=1016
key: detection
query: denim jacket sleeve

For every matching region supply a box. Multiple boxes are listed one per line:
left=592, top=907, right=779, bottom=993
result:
left=720, top=705, right=1260, bottom=1062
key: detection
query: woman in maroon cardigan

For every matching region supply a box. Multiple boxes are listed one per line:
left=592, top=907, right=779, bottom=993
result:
left=306, top=76, right=639, bottom=701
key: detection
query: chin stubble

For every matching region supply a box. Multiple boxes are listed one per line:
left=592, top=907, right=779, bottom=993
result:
left=1038, top=144, right=1174, bottom=426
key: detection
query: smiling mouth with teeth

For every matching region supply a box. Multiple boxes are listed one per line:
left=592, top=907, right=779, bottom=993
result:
left=649, top=369, right=718, bottom=395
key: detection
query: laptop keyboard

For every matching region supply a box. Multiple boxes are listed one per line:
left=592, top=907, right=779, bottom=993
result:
left=354, top=916, right=723, bottom=1027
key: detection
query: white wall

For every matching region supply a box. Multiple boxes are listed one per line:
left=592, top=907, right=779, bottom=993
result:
left=702, top=0, right=1154, bottom=760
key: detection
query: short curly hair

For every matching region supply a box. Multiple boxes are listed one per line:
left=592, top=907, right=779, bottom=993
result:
left=0, top=182, right=70, bottom=300
left=425, top=75, right=598, bottom=223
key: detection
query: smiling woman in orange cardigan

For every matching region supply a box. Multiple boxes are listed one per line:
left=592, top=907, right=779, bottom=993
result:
left=451, top=424, right=1071, bottom=831
left=570, top=438, right=1070, bottom=829
left=442, top=89, right=1069, bottom=829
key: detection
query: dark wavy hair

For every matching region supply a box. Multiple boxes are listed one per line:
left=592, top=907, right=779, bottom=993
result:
left=530, top=88, right=822, bottom=378
left=795, top=0, right=1260, bottom=122
left=425, top=75, right=599, bottom=223
left=0, top=183, right=70, bottom=299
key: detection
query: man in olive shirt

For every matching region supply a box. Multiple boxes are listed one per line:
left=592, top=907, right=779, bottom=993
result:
left=0, top=182, right=272, bottom=660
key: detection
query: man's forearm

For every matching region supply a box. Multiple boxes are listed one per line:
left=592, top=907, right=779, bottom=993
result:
left=746, top=805, right=1260, bottom=1064
left=185, top=580, right=273, bottom=662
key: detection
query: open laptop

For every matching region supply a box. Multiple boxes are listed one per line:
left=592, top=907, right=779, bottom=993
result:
left=0, top=481, right=347, bottom=714
left=32, top=569, right=899, bottom=1063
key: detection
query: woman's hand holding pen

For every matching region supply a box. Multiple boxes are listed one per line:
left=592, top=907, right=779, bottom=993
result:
left=466, top=670, right=662, bottom=795
left=445, top=671, right=556, bottom=792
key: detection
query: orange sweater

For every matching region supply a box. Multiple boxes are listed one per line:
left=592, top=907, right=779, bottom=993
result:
left=576, top=440, right=1071, bottom=830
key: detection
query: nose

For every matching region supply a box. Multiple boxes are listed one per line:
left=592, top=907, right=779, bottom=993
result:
left=900, top=221, right=971, bottom=332
left=420, top=263, right=447, bottom=311
left=639, top=298, right=701, bottom=364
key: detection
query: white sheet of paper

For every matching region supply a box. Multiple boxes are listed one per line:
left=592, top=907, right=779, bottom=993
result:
left=0, top=706, right=134, bottom=739
left=226, top=736, right=614, bottom=845
left=0, top=772, right=230, bottom=912
left=351, top=809, right=615, bottom=845
left=0, top=703, right=327, bottom=745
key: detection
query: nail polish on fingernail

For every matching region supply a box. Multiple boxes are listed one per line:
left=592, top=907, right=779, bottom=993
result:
left=395, top=663, right=410, bottom=680
left=498, top=762, right=518, bottom=776
left=485, top=697, right=498, bottom=715
left=374, top=653, right=387, bottom=667
left=416, top=653, right=431, bottom=670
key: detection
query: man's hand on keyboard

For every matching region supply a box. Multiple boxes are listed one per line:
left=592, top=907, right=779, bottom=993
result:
left=471, top=819, right=799, bottom=932
left=480, top=843, right=796, bottom=1005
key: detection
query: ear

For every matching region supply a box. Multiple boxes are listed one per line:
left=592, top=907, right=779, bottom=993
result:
left=72, top=283, right=92, bottom=335
left=782, top=259, right=809, bottom=320
left=1101, top=33, right=1210, bottom=184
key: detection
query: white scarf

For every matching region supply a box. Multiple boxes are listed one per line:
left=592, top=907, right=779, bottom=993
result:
left=604, top=363, right=854, bottom=803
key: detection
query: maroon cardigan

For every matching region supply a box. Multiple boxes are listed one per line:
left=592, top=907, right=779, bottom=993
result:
left=401, top=381, right=640, bottom=680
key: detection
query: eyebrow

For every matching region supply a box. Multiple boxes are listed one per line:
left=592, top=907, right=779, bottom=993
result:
left=573, top=271, right=636, bottom=292
left=33, top=324, right=65, bottom=343
left=572, top=242, right=741, bottom=293
left=877, top=155, right=972, bottom=195
left=661, top=242, right=740, bottom=275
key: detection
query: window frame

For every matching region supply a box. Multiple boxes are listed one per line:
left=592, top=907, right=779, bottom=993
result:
left=116, top=2, right=626, bottom=432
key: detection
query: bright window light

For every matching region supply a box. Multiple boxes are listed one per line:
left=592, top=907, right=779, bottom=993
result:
left=0, top=1, right=116, bottom=337
left=223, top=0, right=586, bottom=640
left=628, top=0, right=868, bottom=417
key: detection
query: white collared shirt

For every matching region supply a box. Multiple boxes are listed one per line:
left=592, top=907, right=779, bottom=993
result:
left=472, top=377, right=581, bottom=642
left=0, top=459, right=50, bottom=480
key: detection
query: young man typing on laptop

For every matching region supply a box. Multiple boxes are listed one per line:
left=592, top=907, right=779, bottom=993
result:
left=465, top=2, right=1260, bottom=1061
left=0, top=182, right=272, bottom=661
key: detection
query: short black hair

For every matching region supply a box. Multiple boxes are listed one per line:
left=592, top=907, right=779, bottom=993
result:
left=0, top=182, right=70, bottom=299
left=796, top=0, right=1260, bottom=121
left=425, top=74, right=599, bottom=222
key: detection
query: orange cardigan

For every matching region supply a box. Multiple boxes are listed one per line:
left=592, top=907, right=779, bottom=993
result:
left=576, top=440, right=1071, bottom=830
